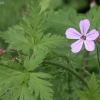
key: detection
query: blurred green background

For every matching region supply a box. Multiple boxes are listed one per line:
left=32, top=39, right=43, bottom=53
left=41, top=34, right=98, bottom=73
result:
left=0, top=0, right=95, bottom=31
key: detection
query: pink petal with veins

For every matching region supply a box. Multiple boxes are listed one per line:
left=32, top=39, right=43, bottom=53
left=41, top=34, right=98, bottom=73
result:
left=79, top=19, right=90, bottom=35
left=84, top=40, right=95, bottom=51
left=65, top=28, right=81, bottom=39
left=86, top=29, right=99, bottom=40
left=71, top=39, right=83, bottom=53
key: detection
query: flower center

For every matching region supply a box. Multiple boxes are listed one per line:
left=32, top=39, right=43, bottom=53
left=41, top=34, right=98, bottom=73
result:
left=81, top=35, right=86, bottom=40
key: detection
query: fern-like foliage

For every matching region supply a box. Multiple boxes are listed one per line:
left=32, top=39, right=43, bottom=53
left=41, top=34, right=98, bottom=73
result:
left=0, top=52, right=53, bottom=100
left=0, top=0, right=67, bottom=100
left=0, top=0, right=65, bottom=55
left=29, top=72, right=53, bottom=100
left=0, top=62, right=31, bottom=100
left=0, top=27, right=33, bottom=54
left=76, top=73, right=100, bottom=100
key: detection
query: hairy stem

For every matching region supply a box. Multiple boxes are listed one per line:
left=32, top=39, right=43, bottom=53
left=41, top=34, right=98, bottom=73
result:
left=65, top=56, right=72, bottom=100
left=44, top=60, right=87, bottom=86
left=96, top=43, right=100, bottom=73
left=82, top=50, right=89, bottom=78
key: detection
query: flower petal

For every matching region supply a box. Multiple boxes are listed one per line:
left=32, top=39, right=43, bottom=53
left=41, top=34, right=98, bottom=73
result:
left=86, top=29, right=99, bottom=40
left=65, top=28, right=81, bottom=39
left=71, top=39, right=83, bottom=53
left=79, top=19, right=90, bottom=35
left=84, top=40, right=95, bottom=51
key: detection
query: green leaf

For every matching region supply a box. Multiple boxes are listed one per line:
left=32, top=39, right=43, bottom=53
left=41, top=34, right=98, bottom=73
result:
left=87, top=73, right=98, bottom=92
left=20, top=84, right=36, bottom=100
left=76, top=73, right=100, bottom=100
left=24, top=52, right=47, bottom=71
left=0, top=84, right=36, bottom=100
left=76, top=90, right=89, bottom=100
left=0, top=0, right=65, bottom=55
left=40, top=0, right=50, bottom=11
left=47, top=8, right=79, bottom=35
left=0, top=59, right=53, bottom=100
left=0, top=26, right=33, bottom=54
left=26, top=0, right=47, bottom=41
left=0, top=63, right=29, bottom=98
left=34, top=33, right=66, bottom=54
left=29, top=72, right=53, bottom=100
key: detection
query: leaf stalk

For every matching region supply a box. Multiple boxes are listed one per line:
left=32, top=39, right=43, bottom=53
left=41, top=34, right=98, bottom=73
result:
left=44, top=60, right=87, bottom=87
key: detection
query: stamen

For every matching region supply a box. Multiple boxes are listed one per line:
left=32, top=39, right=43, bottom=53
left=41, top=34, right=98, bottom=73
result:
left=81, top=35, right=86, bottom=40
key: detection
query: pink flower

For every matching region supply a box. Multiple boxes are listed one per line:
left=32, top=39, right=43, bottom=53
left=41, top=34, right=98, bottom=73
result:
left=65, top=19, right=99, bottom=53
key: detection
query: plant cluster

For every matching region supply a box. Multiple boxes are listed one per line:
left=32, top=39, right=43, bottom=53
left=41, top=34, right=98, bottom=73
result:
left=0, top=0, right=100, bottom=100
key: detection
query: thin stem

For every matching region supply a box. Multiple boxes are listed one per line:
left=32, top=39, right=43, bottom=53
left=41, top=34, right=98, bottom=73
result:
left=96, top=43, right=100, bottom=73
left=65, top=56, right=72, bottom=100
left=82, top=50, right=89, bottom=78
left=83, top=51, right=89, bottom=70
left=44, top=60, right=87, bottom=87
left=6, top=50, right=17, bottom=52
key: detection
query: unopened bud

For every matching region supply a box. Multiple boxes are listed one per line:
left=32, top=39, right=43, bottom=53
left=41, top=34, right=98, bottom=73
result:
left=0, top=49, right=5, bottom=56
left=96, top=38, right=100, bottom=44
